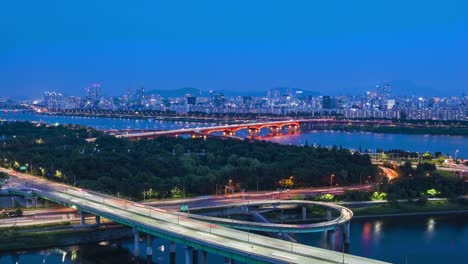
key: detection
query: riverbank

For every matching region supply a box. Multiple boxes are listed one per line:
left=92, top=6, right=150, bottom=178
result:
left=321, top=125, right=468, bottom=136
left=39, top=111, right=249, bottom=124
left=350, top=200, right=468, bottom=218
left=0, top=223, right=131, bottom=251
left=9, top=110, right=468, bottom=136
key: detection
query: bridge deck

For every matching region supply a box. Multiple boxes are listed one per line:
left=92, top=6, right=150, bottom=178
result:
left=4, top=169, right=388, bottom=264
left=186, top=200, right=353, bottom=233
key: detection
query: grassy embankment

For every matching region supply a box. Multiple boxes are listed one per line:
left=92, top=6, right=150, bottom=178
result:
left=0, top=222, right=130, bottom=251
left=351, top=200, right=468, bottom=217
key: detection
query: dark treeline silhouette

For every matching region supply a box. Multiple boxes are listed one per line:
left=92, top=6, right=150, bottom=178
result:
left=0, top=122, right=378, bottom=200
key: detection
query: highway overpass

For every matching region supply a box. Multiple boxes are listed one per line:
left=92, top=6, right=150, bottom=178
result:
left=186, top=200, right=353, bottom=234
left=4, top=169, right=388, bottom=264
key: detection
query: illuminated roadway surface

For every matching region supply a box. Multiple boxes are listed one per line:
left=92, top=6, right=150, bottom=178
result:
left=186, top=200, right=353, bottom=233
left=378, top=166, right=399, bottom=182
left=145, top=184, right=375, bottom=209
left=2, top=169, right=388, bottom=264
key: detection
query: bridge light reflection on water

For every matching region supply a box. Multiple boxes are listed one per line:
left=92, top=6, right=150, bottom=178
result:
left=2, top=215, right=467, bottom=264
left=427, top=217, right=436, bottom=233
left=374, top=221, right=382, bottom=235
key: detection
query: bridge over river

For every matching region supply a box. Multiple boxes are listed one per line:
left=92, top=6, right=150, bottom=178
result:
left=96, top=118, right=393, bottom=141
left=3, top=168, right=388, bottom=264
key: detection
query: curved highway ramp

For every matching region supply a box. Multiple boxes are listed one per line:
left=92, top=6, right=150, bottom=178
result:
left=5, top=169, right=389, bottom=264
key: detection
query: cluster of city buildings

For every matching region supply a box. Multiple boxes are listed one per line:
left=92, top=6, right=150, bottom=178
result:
left=17, top=84, right=468, bottom=121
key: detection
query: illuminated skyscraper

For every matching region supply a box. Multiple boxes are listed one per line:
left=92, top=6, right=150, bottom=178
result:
left=85, top=83, right=102, bottom=101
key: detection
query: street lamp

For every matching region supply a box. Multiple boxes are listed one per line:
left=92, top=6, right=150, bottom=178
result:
left=330, top=174, right=335, bottom=188
left=11, top=197, right=15, bottom=208
left=455, top=150, right=459, bottom=161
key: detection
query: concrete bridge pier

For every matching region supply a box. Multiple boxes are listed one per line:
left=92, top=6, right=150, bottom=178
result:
left=326, top=229, right=336, bottom=250
left=343, top=221, right=351, bottom=245
left=80, top=211, right=86, bottom=225
left=222, top=130, right=235, bottom=137
left=133, top=228, right=140, bottom=257
left=224, top=257, right=233, bottom=264
left=247, top=128, right=259, bottom=138
left=170, top=241, right=176, bottom=264
left=302, top=206, right=307, bottom=220
left=201, top=251, right=207, bottom=264
left=192, top=248, right=199, bottom=264
left=288, top=125, right=298, bottom=133
left=327, top=208, right=332, bottom=221
left=185, top=246, right=192, bottom=264
left=269, top=126, right=280, bottom=136
left=95, top=215, right=101, bottom=226
left=146, top=234, right=153, bottom=261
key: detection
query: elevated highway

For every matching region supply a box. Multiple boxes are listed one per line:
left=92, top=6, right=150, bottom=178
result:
left=187, top=200, right=353, bottom=233
left=3, top=168, right=388, bottom=264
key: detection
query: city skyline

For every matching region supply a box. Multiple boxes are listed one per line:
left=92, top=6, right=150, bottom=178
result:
left=28, top=83, right=467, bottom=121
left=1, top=2, right=467, bottom=263
left=2, top=1, right=468, bottom=98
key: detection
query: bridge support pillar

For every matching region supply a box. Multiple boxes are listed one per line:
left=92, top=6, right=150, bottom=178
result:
left=185, top=246, right=192, bottom=264
left=248, top=128, right=259, bottom=138
left=201, top=251, right=207, bottom=264
left=343, top=221, right=351, bottom=245
left=170, top=241, right=176, bottom=264
left=327, top=208, right=332, bottom=221
left=302, top=206, right=307, bottom=220
left=326, top=229, right=336, bottom=250
left=224, top=257, right=232, bottom=264
left=80, top=211, right=85, bottom=225
left=146, top=234, right=153, bottom=260
left=192, top=248, right=198, bottom=264
left=95, top=215, right=101, bottom=226
left=133, top=228, right=140, bottom=257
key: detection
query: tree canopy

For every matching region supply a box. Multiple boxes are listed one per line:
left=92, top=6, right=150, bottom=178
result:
left=0, top=121, right=379, bottom=200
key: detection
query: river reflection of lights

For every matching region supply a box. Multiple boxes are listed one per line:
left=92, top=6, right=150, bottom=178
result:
left=362, top=222, right=372, bottom=241
left=427, top=218, right=436, bottom=233
left=374, top=221, right=382, bottom=235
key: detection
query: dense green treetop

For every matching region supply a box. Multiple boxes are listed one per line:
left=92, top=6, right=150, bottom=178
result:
left=0, top=121, right=379, bottom=199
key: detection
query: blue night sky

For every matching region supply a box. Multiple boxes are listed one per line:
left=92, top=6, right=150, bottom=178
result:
left=1, top=0, right=467, bottom=98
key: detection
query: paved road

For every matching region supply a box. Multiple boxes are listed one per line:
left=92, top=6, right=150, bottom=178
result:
left=185, top=200, right=353, bottom=233
left=2, top=168, right=387, bottom=264
left=146, top=185, right=374, bottom=211
left=378, top=166, right=398, bottom=181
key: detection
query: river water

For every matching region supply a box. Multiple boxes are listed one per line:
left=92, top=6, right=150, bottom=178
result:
left=1, top=112, right=467, bottom=263
left=1, top=215, right=467, bottom=264
left=2, top=111, right=466, bottom=156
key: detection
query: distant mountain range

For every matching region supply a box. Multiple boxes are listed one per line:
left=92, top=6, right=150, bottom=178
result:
left=145, top=87, right=321, bottom=98
left=142, top=80, right=462, bottom=98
